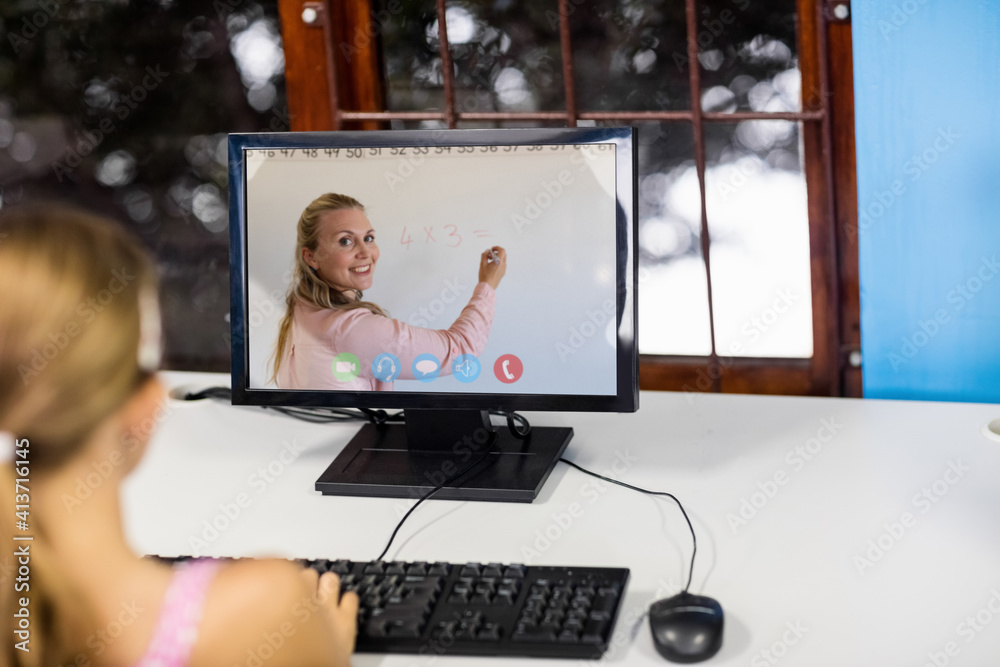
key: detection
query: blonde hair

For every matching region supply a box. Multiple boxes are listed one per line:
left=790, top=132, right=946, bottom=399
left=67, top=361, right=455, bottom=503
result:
left=0, top=205, right=158, bottom=667
left=269, top=193, right=387, bottom=384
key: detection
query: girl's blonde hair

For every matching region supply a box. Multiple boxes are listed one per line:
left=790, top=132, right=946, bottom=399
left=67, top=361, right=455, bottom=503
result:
left=269, top=193, right=387, bottom=385
left=0, top=205, right=159, bottom=667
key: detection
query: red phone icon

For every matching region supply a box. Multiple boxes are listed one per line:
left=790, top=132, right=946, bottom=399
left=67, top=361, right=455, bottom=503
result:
left=494, top=354, right=523, bottom=383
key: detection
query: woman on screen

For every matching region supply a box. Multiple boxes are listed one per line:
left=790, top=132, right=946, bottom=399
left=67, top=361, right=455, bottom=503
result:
left=270, top=193, right=506, bottom=390
left=0, top=206, right=357, bottom=666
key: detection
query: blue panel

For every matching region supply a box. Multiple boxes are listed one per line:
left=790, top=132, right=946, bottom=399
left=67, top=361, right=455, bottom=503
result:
left=853, top=0, right=1000, bottom=402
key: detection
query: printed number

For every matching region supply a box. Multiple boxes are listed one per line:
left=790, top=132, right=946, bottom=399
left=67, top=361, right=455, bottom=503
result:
left=281, top=149, right=296, bottom=157
left=368, top=148, right=381, bottom=156
left=413, top=147, right=429, bottom=155
left=391, top=147, right=406, bottom=155
left=267, top=150, right=275, bottom=157
left=458, top=146, right=474, bottom=154
left=15, top=510, right=28, bottom=522
left=503, top=146, right=517, bottom=152
left=435, top=146, right=451, bottom=154
left=306, top=149, right=317, bottom=157
left=324, top=148, right=339, bottom=157
left=400, top=227, right=412, bottom=249
left=346, top=149, right=362, bottom=158
left=444, top=224, right=461, bottom=247
left=485, top=145, right=497, bottom=152
left=526, top=145, right=542, bottom=151
left=15, top=494, right=28, bottom=504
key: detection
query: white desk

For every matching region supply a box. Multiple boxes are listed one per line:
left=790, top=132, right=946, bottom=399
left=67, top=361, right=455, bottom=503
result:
left=123, top=371, right=1000, bottom=666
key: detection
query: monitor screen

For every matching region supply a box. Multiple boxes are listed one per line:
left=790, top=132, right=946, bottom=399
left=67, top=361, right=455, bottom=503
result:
left=229, top=127, right=637, bottom=414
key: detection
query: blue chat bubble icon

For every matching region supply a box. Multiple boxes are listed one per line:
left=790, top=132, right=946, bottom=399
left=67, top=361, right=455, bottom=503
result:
left=412, top=353, right=441, bottom=382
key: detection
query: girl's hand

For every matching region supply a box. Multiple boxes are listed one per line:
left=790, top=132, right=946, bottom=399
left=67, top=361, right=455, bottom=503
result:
left=302, top=568, right=359, bottom=662
left=479, top=246, right=507, bottom=290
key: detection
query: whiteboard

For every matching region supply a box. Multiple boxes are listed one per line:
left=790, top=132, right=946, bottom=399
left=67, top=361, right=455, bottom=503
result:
left=244, top=143, right=620, bottom=396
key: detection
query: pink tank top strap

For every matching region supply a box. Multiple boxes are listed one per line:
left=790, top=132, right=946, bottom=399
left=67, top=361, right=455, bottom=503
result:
left=133, top=558, right=224, bottom=667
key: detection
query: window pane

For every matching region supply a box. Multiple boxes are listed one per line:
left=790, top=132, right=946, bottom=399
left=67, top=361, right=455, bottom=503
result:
left=383, top=1, right=567, bottom=114
left=0, top=2, right=287, bottom=370
left=619, top=121, right=712, bottom=356
left=703, top=121, right=813, bottom=358
left=449, top=0, right=566, bottom=113
left=570, top=1, right=691, bottom=111
left=696, top=0, right=800, bottom=114
left=381, top=3, right=445, bottom=111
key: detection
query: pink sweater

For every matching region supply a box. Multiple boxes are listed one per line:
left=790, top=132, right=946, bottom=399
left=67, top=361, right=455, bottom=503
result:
left=277, top=282, right=495, bottom=390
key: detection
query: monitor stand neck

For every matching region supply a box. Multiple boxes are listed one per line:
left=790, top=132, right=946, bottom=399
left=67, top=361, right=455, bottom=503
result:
left=315, top=408, right=573, bottom=503
left=404, top=409, right=493, bottom=451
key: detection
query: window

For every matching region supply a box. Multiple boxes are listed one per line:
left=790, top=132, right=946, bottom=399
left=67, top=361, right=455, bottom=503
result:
left=278, top=0, right=860, bottom=396
left=1, top=1, right=288, bottom=370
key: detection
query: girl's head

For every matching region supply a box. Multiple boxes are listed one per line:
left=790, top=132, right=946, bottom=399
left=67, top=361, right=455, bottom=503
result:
left=0, top=204, right=161, bottom=667
left=270, top=193, right=387, bottom=385
left=0, top=205, right=160, bottom=468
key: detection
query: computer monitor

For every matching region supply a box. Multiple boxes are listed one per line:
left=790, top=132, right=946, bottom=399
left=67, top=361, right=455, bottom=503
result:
left=228, top=127, right=637, bottom=502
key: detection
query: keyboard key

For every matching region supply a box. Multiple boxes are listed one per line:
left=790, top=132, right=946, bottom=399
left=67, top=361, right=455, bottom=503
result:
left=558, top=628, right=581, bottom=643
left=405, top=562, right=428, bottom=576
left=482, top=563, right=504, bottom=578
left=428, top=562, right=451, bottom=576
left=386, top=618, right=424, bottom=638
left=478, top=622, right=502, bottom=640
left=592, top=592, right=618, bottom=616
left=513, top=624, right=557, bottom=642
left=363, top=562, right=386, bottom=575
left=582, top=616, right=610, bottom=644
left=503, top=564, right=527, bottom=578
left=459, top=563, right=482, bottom=577
left=496, top=588, right=518, bottom=605
left=329, top=560, right=352, bottom=575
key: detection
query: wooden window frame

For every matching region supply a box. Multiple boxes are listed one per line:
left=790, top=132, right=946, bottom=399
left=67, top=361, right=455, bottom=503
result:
left=277, top=0, right=861, bottom=397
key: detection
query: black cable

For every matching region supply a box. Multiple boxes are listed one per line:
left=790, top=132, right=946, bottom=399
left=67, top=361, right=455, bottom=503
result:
left=179, top=390, right=533, bottom=563
left=178, top=386, right=398, bottom=424
left=558, top=457, right=698, bottom=595
left=182, top=386, right=233, bottom=401
left=502, top=410, right=531, bottom=439
left=375, top=411, right=530, bottom=559
left=376, top=429, right=500, bottom=561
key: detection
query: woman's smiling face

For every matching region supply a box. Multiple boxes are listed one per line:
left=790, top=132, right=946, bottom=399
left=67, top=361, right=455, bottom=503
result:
left=303, top=208, right=380, bottom=294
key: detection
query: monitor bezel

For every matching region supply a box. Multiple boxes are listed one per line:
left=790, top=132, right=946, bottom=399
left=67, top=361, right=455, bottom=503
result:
left=228, top=127, right=638, bottom=413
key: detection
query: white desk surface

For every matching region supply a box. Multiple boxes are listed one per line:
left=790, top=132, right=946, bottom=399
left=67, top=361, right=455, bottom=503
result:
left=123, top=371, right=1000, bottom=666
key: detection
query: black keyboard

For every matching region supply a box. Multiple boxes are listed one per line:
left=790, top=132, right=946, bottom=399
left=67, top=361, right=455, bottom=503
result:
left=156, top=556, right=629, bottom=659
left=308, top=559, right=629, bottom=659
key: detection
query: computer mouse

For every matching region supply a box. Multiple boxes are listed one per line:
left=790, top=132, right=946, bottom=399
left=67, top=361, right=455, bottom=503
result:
left=648, top=592, right=724, bottom=663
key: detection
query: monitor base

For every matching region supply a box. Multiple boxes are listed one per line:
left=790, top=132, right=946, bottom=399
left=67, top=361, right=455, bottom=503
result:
left=315, top=422, right=573, bottom=503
